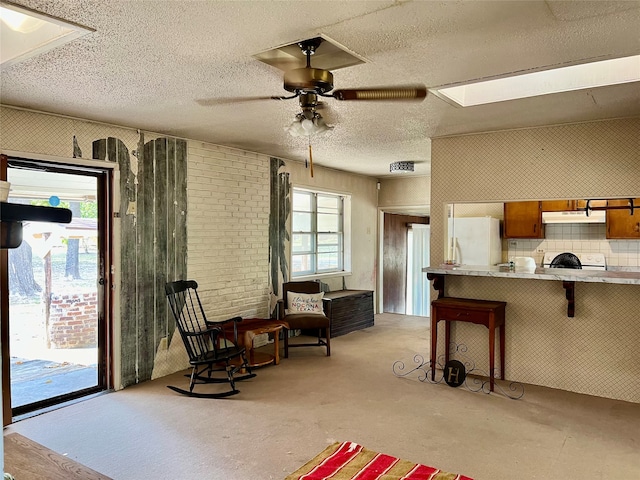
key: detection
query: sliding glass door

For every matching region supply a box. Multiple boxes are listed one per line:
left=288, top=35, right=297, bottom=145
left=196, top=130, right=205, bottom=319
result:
left=2, top=158, right=112, bottom=418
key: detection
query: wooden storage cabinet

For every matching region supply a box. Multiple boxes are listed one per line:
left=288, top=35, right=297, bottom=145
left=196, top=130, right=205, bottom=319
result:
left=541, top=200, right=576, bottom=212
left=606, top=198, right=640, bottom=239
left=576, top=199, right=607, bottom=210
left=324, top=290, right=374, bottom=338
left=541, top=199, right=608, bottom=212
left=503, top=201, right=544, bottom=238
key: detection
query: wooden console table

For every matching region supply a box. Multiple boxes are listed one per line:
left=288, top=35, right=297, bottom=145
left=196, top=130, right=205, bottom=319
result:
left=431, top=297, right=506, bottom=392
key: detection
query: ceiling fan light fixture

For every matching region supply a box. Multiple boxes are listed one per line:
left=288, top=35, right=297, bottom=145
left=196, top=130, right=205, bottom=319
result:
left=285, top=111, right=333, bottom=138
left=313, top=116, right=331, bottom=134
left=389, top=161, right=414, bottom=174
left=301, top=118, right=314, bottom=131
left=284, top=117, right=306, bottom=137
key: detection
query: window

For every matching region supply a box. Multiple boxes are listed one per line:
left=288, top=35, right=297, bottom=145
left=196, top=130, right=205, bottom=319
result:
left=291, top=188, right=350, bottom=277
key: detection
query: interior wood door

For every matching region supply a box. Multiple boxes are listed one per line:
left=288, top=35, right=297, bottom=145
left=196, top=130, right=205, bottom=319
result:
left=382, top=213, right=429, bottom=314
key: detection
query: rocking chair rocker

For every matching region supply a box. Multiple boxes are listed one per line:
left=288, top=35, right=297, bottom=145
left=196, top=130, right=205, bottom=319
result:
left=165, top=280, right=256, bottom=398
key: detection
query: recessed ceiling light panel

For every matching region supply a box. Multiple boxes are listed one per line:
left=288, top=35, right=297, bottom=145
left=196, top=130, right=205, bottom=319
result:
left=432, top=55, right=640, bottom=107
left=0, top=1, right=94, bottom=67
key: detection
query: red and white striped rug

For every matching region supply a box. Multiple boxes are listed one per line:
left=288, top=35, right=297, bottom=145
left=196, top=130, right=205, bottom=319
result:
left=285, top=441, right=473, bottom=480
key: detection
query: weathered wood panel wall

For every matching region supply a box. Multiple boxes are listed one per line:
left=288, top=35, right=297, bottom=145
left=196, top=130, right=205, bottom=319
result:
left=93, top=136, right=187, bottom=387
left=269, top=157, right=290, bottom=304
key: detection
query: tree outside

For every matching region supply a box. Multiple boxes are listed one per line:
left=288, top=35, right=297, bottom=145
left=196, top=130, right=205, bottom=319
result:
left=9, top=198, right=99, bottom=408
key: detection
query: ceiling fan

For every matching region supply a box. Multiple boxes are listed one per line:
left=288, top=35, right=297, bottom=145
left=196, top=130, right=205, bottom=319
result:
left=198, top=37, right=427, bottom=114
left=272, top=37, right=427, bottom=107
left=276, top=37, right=427, bottom=140
left=197, top=37, right=427, bottom=177
left=271, top=37, right=427, bottom=100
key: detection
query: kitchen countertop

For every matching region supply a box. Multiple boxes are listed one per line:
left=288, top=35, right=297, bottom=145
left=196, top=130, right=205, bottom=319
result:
left=423, top=264, right=640, bottom=285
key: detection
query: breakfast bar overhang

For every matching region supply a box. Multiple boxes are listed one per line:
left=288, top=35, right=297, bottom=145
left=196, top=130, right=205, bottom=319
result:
left=425, top=265, right=640, bottom=317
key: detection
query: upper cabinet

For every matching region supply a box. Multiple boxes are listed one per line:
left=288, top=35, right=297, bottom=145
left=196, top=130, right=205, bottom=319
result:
left=540, top=200, right=576, bottom=212
left=606, top=198, right=640, bottom=239
left=498, top=198, right=639, bottom=239
left=540, top=200, right=608, bottom=211
left=504, top=201, right=544, bottom=238
left=576, top=199, right=607, bottom=210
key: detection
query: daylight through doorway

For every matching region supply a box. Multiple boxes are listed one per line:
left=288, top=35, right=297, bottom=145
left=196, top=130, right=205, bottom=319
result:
left=5, top=161, right=110, bottom=417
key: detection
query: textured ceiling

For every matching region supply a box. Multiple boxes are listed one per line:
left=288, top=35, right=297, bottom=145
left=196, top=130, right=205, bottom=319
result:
left=1, top=0, right=639, bottom=178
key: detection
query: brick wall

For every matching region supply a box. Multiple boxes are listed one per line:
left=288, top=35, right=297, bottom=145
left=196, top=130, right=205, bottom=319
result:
left=48, top=292, right=98, bottom=349
left=186, top=141, right=271, bottom=320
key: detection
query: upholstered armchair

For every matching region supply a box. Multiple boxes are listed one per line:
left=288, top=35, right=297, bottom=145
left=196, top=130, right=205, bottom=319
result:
left=278, top=281, right=331, bottom=357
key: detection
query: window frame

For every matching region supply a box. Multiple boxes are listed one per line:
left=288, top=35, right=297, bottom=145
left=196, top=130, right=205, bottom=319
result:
left=291, top=187, right=351, bottom=279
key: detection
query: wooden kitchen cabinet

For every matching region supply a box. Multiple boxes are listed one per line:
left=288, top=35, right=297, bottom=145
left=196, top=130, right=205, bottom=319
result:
left=576, top=199, right=607, bottom=210
left=503, top=201, right=544, bottom=238
left=606, top=198, right=640, bottom=239
left=541, top=199, right=607, bottom=211
left=541, top=200, right=576, bottom=211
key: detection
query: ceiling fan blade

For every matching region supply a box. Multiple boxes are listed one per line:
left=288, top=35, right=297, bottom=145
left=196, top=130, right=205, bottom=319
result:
left=332, top=86, right=427, bottom=101
left=196, top=96, right=278, bottom=107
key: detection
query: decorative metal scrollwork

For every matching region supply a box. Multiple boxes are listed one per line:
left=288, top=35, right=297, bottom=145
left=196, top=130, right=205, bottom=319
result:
left=392, top=343, right=525, bottom=400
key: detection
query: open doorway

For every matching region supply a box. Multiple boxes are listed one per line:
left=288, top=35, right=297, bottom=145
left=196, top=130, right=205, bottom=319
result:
left=381, top=213, right=430, bottom=315
left=406, top=224, right=430, bottom=316
left=2, top=158, right=112, bottom=419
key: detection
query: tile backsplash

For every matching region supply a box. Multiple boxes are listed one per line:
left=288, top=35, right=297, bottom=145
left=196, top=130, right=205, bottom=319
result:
left=507, top=224, right=640, bottom=269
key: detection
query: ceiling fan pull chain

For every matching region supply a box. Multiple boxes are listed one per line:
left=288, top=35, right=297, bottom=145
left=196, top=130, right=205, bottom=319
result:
left=308, top=140, right=314, bottom=178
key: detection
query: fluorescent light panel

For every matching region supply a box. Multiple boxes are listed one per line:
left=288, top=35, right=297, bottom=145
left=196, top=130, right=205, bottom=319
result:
left=434, top=55, right=640, bottom=107
left=0, top=2, right=93, bottom=66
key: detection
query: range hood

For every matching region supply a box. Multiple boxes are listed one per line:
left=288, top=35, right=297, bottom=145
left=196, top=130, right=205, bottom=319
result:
left=542, top=210, right=606, bottom=224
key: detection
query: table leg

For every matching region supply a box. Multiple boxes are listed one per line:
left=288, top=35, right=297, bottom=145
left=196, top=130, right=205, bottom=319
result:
left=430, top=313, right=437, bottom=381
left=499, top=323, right=505, bottom=380
left=273, top=328, right=281, bottom=365
left=445, top=321, right=451, bottom=364
left=488, top=319, right=495, bottom=392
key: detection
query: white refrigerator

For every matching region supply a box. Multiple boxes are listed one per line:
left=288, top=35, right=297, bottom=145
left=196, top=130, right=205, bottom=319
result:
left=448, top=217, right=502, bottom=266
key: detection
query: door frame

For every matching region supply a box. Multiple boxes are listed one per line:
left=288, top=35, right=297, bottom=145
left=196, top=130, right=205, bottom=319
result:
left=1, top=150, right=119, bottom=423
left=377, top=206, right=430, bottom=314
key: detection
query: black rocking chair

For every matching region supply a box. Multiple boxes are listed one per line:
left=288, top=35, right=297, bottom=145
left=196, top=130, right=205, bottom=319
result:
left=165, top=280, right=255, bottom=398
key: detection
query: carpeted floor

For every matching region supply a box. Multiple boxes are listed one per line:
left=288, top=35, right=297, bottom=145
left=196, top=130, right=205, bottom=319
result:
left=5, top=313, right=640, bottom=479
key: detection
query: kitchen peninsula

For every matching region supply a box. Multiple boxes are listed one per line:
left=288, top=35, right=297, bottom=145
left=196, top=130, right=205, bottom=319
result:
left=427, top=119, right=639, bottom=404
left=426, top=264, right=640, bottom=285
left=425, top=264, right=640, bottom=318
left=422, top=261, right=640, bottom=403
